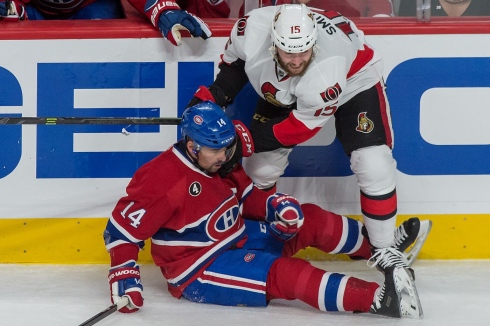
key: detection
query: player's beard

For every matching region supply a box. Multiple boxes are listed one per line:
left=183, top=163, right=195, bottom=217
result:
left=277, top=55, right=313, bottom=77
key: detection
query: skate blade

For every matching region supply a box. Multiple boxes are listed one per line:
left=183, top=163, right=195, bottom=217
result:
left=394, top=267, right=424, bottom=319
left=405, top=220, right=433, bottom=267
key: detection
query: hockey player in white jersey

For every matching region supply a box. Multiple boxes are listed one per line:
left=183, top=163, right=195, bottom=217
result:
left=186, top=4, right=429, bottom=318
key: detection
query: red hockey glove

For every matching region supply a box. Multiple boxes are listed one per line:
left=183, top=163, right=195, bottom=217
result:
left=234, top=120, right=254, bottom=158
left=192, top=85, right=217, bottom=103
left=0, top=0, right=27, bottom=21
left=144, top=0, right=212, bottom=46
left=266, top=193, right=304, bottom=241
left=218, top=120, right=254, bottom=177
left=108, top=260, right=144, bottom=313
left=186, top=85, right=229, bottom=109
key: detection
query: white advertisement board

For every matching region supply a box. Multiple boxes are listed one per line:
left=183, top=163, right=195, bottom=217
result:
left=1, top=33, right=489, bottom=219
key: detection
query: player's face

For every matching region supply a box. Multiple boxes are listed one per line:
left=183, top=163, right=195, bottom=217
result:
left=187, top=141, right=231, bottom=174
left=197, top=146, right=230, bottom=173
left=276, top=47, right=313, bottom=77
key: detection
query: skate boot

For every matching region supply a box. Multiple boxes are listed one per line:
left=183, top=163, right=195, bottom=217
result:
left=370, top=265, right=423, bottom=319
left=394, top=217, right=432, bottom=266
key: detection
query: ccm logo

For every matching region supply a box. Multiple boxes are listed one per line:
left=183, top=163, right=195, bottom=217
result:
left=234, top=123, right=254, bottom=156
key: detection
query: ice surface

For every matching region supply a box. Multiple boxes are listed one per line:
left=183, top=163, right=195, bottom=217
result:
left=1, top=260, right=488, bottom=326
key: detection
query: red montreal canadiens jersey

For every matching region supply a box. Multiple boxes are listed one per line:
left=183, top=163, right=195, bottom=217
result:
left=25, top=0, right=96, bottom=17
left=105, top=143, right=267, bottom=296
left=127, top=0, right=230, bottom=20
left=222, top=6, right=383, bottom=146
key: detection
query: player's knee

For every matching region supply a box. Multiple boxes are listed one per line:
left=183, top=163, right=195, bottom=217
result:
left=350, top=145, right=396, bottom=194
left=267, top=257, right=314, bottom=299
left=251, top=170, right=280, bottom=189
left=300, top=203, right=337, bottom=225
left=242, top=158, right=282, bottom=189
left=299, top=203, right=344, bottom=241
left=300, top=203, right=322, bottom=218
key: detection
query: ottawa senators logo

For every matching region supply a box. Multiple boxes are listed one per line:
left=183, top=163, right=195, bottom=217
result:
left=274, top=12, right=281, bottom=23
left=236, top=16, right=249, bottom=36
left=261, top=82, right=286, bottom=107
left=320, top=83, right=342, bottom=103
left=356, top=112, right=374, bottom=133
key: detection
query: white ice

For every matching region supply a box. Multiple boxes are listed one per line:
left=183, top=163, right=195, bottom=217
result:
left=1, top=260, right=488, bottom=326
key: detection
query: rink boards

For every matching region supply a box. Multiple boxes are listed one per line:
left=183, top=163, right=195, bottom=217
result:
left=1, top=15, right=490, bottom=263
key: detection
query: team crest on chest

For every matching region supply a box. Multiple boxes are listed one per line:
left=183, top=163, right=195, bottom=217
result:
left=261, top=82, right=286, bottom=107
left=206, top=196, right=240, bottom=241
left=189, top=181, right=202, bottom=196
left=356, top=112, right=374, bottom=133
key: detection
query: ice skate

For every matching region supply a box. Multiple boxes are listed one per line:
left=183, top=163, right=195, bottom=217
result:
left=370, top=265, right=423, bottom=319
left=394, top=217, right=432, bottom=266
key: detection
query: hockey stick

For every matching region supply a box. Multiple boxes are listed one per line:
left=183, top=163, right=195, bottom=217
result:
left=78, top=296, right=129, bottom=326
left=0, top=117, right=182, bottom=125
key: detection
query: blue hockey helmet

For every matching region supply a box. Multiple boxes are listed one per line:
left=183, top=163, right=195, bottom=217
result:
left=181, top=101, right=236, bottom=157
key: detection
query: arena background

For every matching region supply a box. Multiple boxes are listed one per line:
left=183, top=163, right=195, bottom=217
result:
left=1, top=2, right=490, bottom=263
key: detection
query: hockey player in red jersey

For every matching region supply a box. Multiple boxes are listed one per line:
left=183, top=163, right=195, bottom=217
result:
left=126, top=0, right=216, bottom=46
left=0, top=0, right=124, bottom=19
left=103, top=101, right=423, bottom=318
left=185, top=4, right=430, bottom=315
left=0, top=0, right=214, bottom=46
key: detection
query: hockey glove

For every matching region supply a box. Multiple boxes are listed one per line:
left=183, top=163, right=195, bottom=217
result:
left=108, top=260, right=143, bottom=313
left=266, top=193, right=304, bottom=241
left=144, top=0, right=212, bottom=46
left=0, top=0, right=27, bottom=21
left=219, top=120, right=255, bottom=177
left=186, top=85, right=230, bottom=109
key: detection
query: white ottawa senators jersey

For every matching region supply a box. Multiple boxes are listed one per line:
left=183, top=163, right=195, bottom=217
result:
left=222, top=6, right=383, bottom=136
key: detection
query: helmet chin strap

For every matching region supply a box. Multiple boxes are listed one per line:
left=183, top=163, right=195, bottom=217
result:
left=312, top=44, right=319, bottom=57
left=187, top=148, right=210, bottom=174
left=270, top=45, right=288, bottom=73
left=184, top=138, right=208, bottom=172
left=269, top=45, right=278, bottom=61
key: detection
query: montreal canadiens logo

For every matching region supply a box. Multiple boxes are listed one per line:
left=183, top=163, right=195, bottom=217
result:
left=193, top=115, right=204, bottom=125
left=244, top=253, right=255, bottom=262
left=206, top=196, right=240, bottom=241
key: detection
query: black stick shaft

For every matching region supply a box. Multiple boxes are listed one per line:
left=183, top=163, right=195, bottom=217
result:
left=78, top=296, right=129, bottom=326
left=0, top=117, right=181, bottom=125
left=78, top=304, right=118, bottom=326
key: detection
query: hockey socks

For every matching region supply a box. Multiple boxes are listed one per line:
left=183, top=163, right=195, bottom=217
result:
left=266, top=257, right=378, bottom=312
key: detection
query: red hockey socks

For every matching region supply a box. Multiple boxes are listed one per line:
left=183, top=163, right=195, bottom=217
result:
left=266, top=257, right=378, bottom=312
